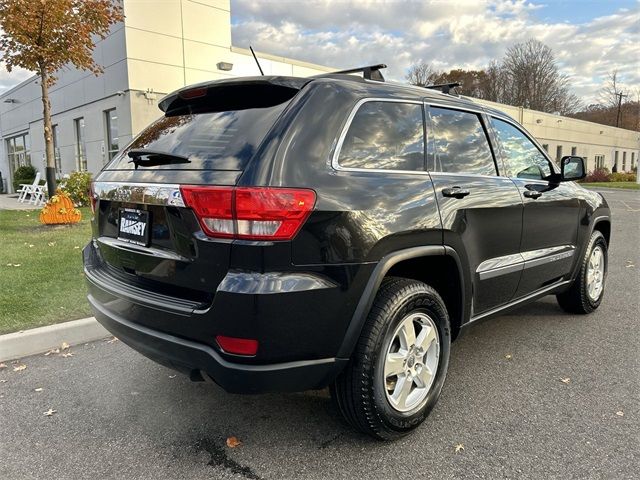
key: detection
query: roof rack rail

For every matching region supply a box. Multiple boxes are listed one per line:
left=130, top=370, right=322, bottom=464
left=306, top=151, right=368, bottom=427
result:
left=324, top=64, right=387, bottom=81
left=424, top=82, right=461, bottom=95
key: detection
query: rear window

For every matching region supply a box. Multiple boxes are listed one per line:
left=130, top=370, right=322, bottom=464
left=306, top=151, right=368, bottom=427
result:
left=105, top=103, right=288, bottom=171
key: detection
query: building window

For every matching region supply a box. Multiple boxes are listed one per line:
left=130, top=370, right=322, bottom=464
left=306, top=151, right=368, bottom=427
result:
left=104, top=109, right=119, bottom=162
left=622, top=151, right=627, bottom=171
left=614, top=150, right=619, bottom=171
left=542, top=144, right=549, bottom=152
left=571, top=146, right=577, bottom=156
left=632, top=152, right=636, bottom=169
left=74, top=118, right=87, bottom=171
left=556, top=145, right=563, bottom=162
left=6, top=133, right=31, bottom=175
left=594, top=154, right=605, bottom=170
left=52, top=125, right=62, bottom=174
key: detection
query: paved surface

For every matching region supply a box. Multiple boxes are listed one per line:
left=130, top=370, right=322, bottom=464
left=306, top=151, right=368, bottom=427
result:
left=1, top=189, right=638, bottom=480
left=0, top=194, right=42, bottom=210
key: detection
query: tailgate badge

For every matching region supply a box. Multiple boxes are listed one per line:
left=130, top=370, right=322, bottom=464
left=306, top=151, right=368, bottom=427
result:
left=168, top=189, right=185, bottom=207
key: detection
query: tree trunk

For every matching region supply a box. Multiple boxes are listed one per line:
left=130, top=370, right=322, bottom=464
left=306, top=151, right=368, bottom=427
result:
left=39, top=67, right=57, bottom=197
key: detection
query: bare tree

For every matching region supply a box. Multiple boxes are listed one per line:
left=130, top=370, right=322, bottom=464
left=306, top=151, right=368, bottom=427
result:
left=501, top=39, right=580, bottom=114
left=599, top=70, right=622, bottom=108
left=405, top=62, right=440, bottom=87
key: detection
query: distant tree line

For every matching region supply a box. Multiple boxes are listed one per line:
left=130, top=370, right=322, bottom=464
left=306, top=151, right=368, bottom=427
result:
left=406, top=39, right=639, bottom=131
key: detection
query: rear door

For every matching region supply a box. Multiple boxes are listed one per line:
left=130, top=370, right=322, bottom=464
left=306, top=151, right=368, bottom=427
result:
left=490, top=117, right=580, bottom=297
left=426, top=104, right=524, bottom=315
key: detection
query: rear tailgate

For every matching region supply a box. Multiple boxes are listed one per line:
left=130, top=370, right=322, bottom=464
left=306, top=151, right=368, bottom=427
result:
left=87, top=79, right=305, bottom=315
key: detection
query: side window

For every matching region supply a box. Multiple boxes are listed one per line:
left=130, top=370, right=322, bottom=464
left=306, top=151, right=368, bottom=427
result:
left=338, top=101, right=424, bottom=171
left=493, top=118, right=552, bottom=180
left=429, top=107, right=496, bottom=176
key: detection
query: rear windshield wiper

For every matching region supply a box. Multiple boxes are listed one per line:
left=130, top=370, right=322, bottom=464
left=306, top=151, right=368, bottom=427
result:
left=127, top=149, right=191, bottom=169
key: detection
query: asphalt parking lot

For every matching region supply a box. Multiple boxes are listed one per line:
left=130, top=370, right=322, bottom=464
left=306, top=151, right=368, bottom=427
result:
left=1, top=188, right=638, bottom=480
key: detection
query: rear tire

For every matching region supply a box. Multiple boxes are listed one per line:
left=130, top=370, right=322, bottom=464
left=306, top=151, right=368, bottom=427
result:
left=556, top=230, right=608, bottom=314
left=331, top=277, right=451, bottom=440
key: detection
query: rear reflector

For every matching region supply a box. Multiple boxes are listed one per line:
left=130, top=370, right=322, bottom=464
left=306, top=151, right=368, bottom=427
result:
left=180, top=186, right=316, bottom=240
left=215, top=335, right=259, bottom=356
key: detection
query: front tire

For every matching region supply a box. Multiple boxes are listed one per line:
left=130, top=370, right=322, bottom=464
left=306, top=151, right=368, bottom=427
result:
left=557, top=230, right=608, bottom=314
left=331, top=277, right=451, bottom=440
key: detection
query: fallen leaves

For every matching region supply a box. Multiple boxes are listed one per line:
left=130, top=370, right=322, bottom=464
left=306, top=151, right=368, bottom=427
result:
left=106, top=336, right=119, bottom=344
left=560, top=377, right=571, bottom=384
left=454, top=443, right=465, bottom=453
left=43, top=408, right=57, bottom=417
left=34, top=388, right=44, bottom=392
left=47, top=242, right=56, bottom=247
left=504, top=353, right=513, bottom=360
left=226, top=436, right=242, bottom=448
left=61, top=352, right=74, bottom=358
left=6, top=263, right=22, bottom=267
left=625, top=260, right=635, bottom=268
left=13, top=364, right=27, bottom=372
left=44, top=348, right=60, bottom=356
left=0, top=363, right=7, bottom=369
left=61, top=342, right=70, bottom=351
left=615, top=411, right=624, bottom=417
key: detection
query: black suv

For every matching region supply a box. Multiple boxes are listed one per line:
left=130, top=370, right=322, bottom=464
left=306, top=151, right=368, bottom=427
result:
left=84, top=66, right=611, bottom=440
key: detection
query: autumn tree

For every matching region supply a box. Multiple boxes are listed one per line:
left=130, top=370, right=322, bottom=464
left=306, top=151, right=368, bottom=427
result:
left=0, top=0, right=123, bottom=196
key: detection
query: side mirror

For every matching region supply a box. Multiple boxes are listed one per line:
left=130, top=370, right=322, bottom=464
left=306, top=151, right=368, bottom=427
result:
left=560, top=156, right=586, bottom=181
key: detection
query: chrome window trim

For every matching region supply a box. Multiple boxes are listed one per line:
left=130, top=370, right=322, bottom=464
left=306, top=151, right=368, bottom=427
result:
left=93, top=181, right=185, bottom=207
left=331, top=97, right=430, bottom=175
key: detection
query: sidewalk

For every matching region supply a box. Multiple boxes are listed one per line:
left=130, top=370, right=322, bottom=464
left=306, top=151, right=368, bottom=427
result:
left=0, top=194, right=42, bottom=210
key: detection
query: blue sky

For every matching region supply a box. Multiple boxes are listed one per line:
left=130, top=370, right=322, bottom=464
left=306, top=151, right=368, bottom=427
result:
left=230, top=0, right=640, bottom=104
left=1, top=1, right=638, bottom=104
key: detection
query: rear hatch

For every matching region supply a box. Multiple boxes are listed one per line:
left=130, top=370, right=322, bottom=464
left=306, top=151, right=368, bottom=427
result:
left=88, top=78, right=308, bottom=313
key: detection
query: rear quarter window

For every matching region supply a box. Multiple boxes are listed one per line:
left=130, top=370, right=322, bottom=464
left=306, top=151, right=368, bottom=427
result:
left=337, top=101, right=425, bottom=171
left=105, top=103, right=288, bottom=171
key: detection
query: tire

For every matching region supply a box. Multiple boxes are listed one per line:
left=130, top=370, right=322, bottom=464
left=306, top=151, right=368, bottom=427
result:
left=556, top=230, right=608, bottom=314
left=331, top=277, right=451, bottom=440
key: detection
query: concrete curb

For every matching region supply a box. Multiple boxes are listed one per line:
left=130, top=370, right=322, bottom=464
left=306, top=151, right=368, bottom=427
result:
left=0, top=317, right=110, bottom=362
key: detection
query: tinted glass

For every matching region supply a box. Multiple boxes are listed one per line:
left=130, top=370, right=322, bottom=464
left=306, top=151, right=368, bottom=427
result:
left=493, top=118, right=552, bottom=179
left=338, top=101, right=424, bottom=171
left=106, top=103, right=288, bottom=170
left=429, top=107, right=496, bottom=176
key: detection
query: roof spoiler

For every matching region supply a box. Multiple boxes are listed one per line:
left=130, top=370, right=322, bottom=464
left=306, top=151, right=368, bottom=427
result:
left=158, top=76, right=310, bottom=115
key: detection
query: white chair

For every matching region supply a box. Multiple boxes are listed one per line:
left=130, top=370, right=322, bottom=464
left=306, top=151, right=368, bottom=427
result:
left=29, top=183, right=48, bottom=205
left=17, top=172, right=41, bottom=203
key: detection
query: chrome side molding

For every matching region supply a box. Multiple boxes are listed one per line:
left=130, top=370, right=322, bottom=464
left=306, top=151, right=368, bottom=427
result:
left=477, top=245, right=575, bottom=280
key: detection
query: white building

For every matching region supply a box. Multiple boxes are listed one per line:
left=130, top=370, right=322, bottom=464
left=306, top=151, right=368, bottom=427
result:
left=1, top=0, right=638, bottom=192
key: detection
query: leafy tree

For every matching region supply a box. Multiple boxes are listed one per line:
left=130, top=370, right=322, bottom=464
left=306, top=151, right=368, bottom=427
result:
left=0, top=0, right=123, bottom=196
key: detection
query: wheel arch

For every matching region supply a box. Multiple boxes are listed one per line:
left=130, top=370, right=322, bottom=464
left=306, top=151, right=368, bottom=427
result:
left=337, top=246, right=466, bottom=359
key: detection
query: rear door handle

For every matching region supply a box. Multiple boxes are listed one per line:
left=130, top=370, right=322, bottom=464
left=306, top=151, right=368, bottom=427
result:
left=442, top=187, right=471, bottom=199
left=523, top=190, right=542, bottom=199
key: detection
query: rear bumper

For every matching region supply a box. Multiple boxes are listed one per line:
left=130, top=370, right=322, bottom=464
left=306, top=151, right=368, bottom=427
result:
left=88, top=294, right=347, bottom=393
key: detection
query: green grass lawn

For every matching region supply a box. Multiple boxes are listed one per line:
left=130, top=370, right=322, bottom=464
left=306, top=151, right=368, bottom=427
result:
left=0, top=208, right=92, bottom=334
left=582, top=182, right=640, bottom=190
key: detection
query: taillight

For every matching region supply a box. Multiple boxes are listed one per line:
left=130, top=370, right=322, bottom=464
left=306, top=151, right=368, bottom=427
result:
left=89, top=181, right=97, bottom=214
left=180, top=186, right=316, bottom=241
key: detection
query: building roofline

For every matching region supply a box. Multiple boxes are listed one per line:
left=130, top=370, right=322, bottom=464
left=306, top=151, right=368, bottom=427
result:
left=231, top=46, right=334, bottom=73
left=0, top=72, right=38, bottom=100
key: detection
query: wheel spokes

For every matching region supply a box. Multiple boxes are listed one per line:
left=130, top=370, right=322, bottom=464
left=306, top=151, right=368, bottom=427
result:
left=384, top=352, right=406, bottom=378
left=416, top=325, right=437, bottom=353
left=398, top=319, right=416, bottom=349
left=391, top=374, right=413, bottom=408
left=414, top=365, right=433, bottom=389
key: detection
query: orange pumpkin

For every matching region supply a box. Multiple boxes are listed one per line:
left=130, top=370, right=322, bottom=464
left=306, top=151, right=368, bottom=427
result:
left=40, top=190, right=82, bottom=225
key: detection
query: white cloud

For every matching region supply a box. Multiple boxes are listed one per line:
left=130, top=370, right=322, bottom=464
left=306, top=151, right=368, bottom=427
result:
left=231, top=0, right=640, bottom=104
left=0, top=62, right=33, bottom=94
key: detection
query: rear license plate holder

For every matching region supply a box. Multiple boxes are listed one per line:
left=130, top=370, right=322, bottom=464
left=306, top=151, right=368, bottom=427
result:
left=118, top=208, right=151, bottom=247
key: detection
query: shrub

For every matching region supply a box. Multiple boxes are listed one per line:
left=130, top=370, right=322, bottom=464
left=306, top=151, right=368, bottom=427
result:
left=59, top=171, right=92, bottom=206
left=12, top=165, right=38, bottom=191
left=610, top=172, right=636, bottom=182
left=583, top=168, right=611, bottom=183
